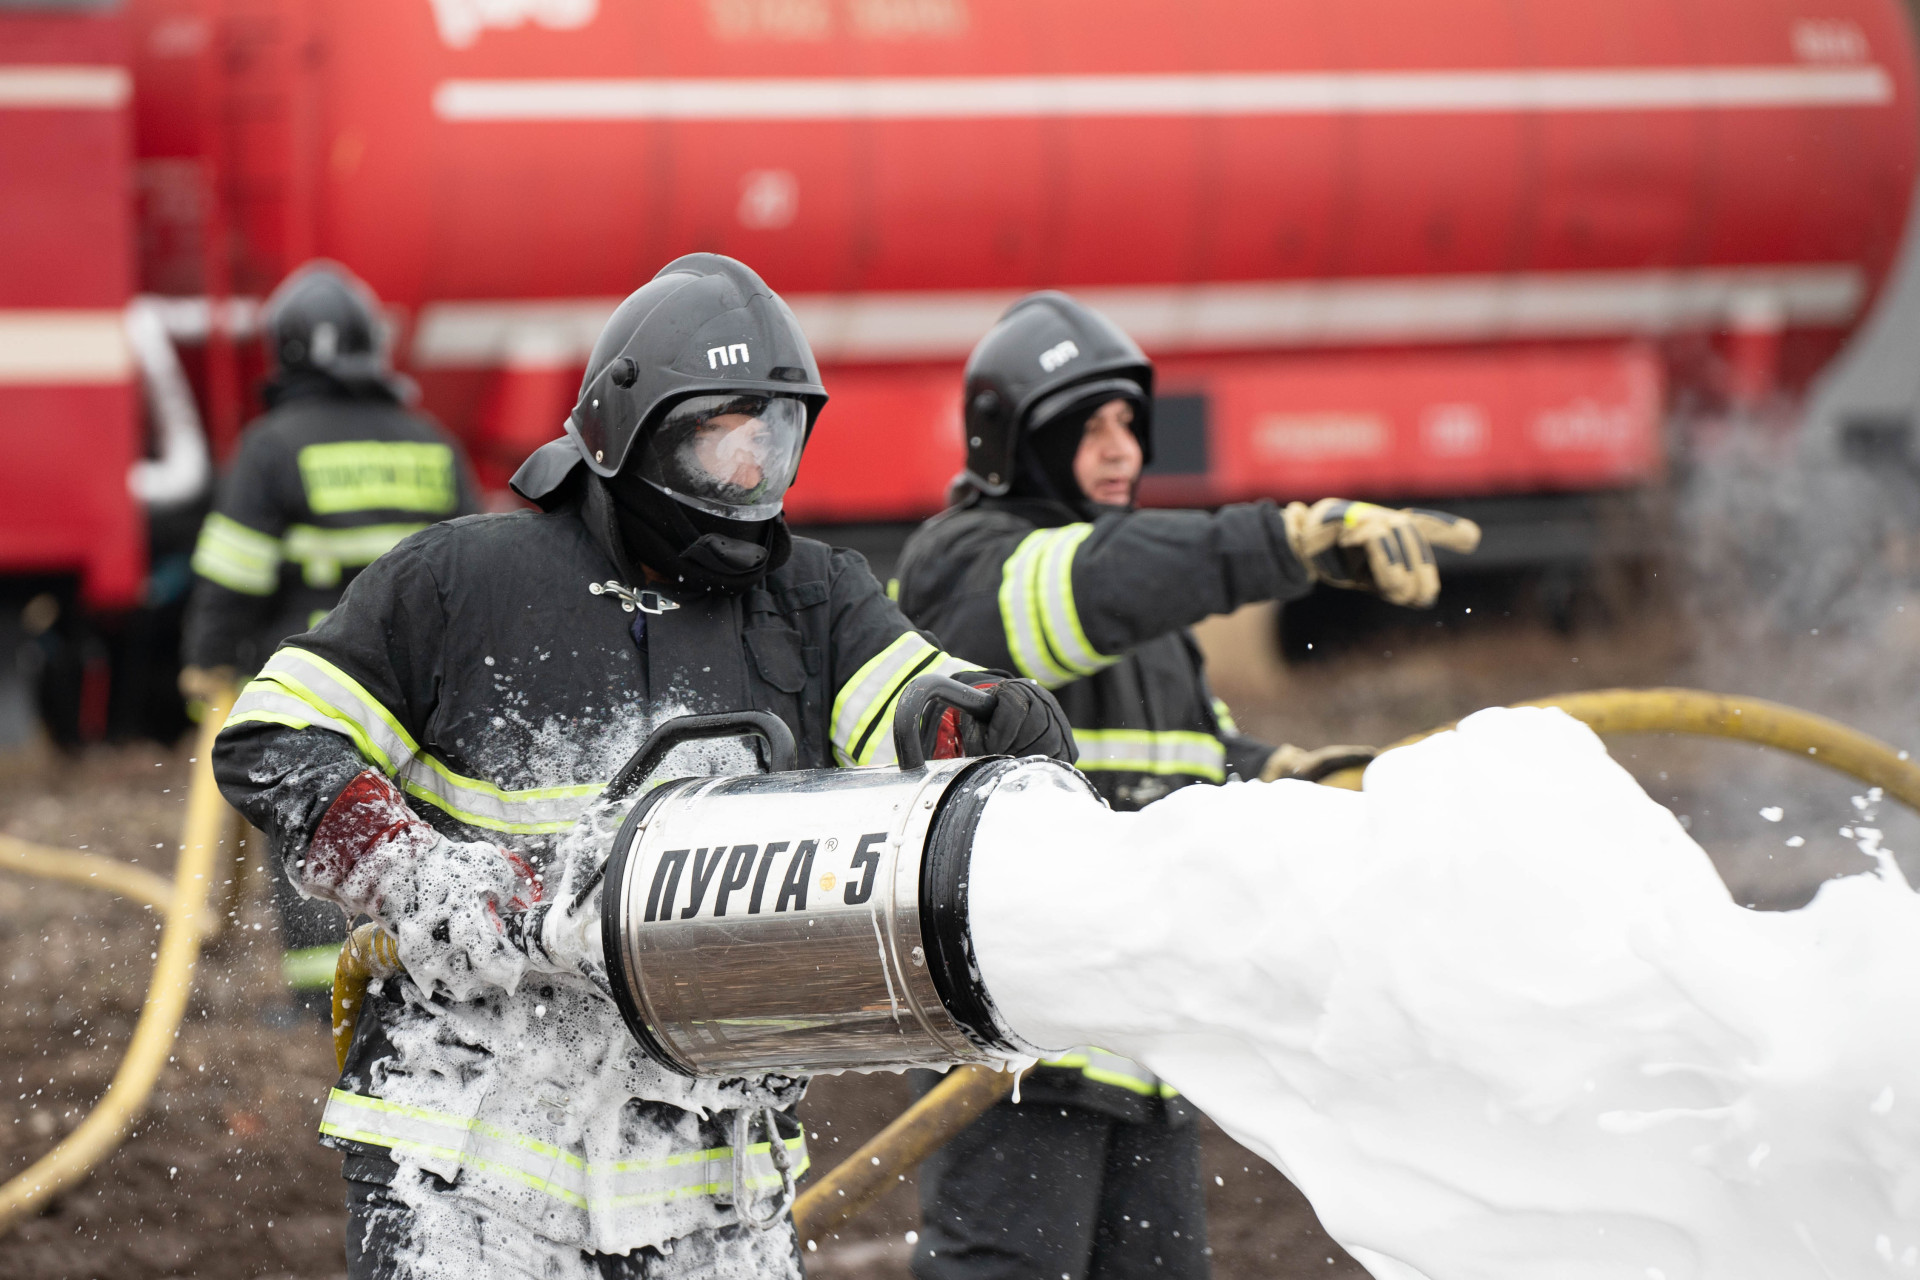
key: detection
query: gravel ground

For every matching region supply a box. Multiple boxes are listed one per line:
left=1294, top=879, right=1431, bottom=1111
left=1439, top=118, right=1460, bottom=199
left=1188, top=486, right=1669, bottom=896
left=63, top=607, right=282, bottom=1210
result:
left=1, top=607, right=1905, bottom=1279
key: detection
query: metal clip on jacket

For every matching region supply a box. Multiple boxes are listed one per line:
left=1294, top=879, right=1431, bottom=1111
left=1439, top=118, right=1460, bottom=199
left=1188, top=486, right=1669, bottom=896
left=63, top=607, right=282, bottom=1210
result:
left=589, top=579, right=681, bottom=614
left=729, top=1106, right=798, bottom=1232
left=597, top=673, right=1088, bottom=1078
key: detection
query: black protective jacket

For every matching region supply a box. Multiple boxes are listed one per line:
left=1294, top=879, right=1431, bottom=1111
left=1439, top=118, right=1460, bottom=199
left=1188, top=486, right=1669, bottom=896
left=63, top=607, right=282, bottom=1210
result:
left=210, top=457, right=978, bottom=1253
left=182, top=384, right=479, bottom=674
left=897, top=495, right=1311, bottom=809
left=896, top=493, right=1314, bottom=1119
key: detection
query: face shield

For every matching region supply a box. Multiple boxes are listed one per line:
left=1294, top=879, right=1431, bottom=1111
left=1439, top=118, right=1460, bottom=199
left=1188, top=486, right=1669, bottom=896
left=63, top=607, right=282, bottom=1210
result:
left=631, top=393, right=809, bottom=520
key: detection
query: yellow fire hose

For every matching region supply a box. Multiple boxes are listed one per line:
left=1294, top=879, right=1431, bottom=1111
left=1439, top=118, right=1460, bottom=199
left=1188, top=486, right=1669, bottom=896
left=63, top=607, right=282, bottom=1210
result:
left=0, top=835, right=180, bottom=918
left=1317, top=687, right=1920, bottom=809
left=330, top=922, right=402, bottom=1069
left=323, top=685, right=1920, bottom=1245
left=0, top=684, right=235, bottom=1235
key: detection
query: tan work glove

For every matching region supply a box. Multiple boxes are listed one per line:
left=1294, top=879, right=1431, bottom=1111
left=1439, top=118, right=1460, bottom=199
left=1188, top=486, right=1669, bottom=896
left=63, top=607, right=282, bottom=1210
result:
left=1259, top=743, right=1379, bottom=783
left=1282, top=499, right=1481, bottom=608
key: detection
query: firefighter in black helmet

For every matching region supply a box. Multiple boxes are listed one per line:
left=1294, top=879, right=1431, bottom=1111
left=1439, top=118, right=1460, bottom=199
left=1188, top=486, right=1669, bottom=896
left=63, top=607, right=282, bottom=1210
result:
left=179, top=261, right=480, bottom=1009
left=896, top=292, right=1480, bottom=1280
left=209, top=254, right=1075, bottom=1280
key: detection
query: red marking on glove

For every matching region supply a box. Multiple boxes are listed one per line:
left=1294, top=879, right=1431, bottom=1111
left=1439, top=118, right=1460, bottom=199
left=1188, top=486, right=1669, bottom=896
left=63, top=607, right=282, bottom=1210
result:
left=307, top=771, right=433, bottom=893
left=500, top=850, right=545, bottom=909
left=307, top=770, right=540, bottom=908
left=931, top=681, right=999, bottom=760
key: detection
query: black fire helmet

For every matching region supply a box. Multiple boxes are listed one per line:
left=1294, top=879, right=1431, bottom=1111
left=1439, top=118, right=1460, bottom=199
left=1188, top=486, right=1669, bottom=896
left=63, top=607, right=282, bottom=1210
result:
left=566, top=253, right=828, bottom=480
left=260, top=260, right=388, bottom=381
left=961, top=291, right=1154, bottom=496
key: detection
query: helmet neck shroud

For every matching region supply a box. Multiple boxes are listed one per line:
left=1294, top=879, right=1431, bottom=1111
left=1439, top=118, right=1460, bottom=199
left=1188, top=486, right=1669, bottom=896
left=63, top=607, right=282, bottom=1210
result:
left=602, top=468, right=793, bottom=596
left=1007, top=376, right=1149, bottom=518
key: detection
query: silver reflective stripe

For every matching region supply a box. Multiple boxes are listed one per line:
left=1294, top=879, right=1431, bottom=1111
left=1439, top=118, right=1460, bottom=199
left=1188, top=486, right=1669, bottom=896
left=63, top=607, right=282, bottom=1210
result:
left=233, top=648, right=603, bottom=834
left=284, top=522, right=429, bottom=588
left=997, top=526, right=1116, bottom=689
left=243, top=648, right=416, bottom=771
left=998, top=531, right=1072, bottom=686
left=192, top=512, right=282, bottom=596
left=830, top=632, right=972, bottom=767
left=1072, top=729, right=1226, bottom=781
left=1032, top=525, right=1113, bottom=678
left=318, top=1089, right=808, bottom=1212
left=393, top=755, right=602, bottom=835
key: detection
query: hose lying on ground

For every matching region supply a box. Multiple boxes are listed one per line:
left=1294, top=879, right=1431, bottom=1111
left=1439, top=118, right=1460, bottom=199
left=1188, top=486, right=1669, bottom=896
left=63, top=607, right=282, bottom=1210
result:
left=1316, top=687, right=1920, bottom=811
left=0, top=685, right=236, bottom=1236
left=790, top=1064, right=1022, bottom=1246
left=0, top=835, right=179, bottom=917
left=323, top=685, right=1920, bottom=1245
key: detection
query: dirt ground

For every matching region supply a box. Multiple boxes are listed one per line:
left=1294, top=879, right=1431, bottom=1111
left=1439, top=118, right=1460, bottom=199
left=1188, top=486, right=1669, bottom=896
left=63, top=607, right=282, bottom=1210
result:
left=1, top=603, right=1906, bottom=1280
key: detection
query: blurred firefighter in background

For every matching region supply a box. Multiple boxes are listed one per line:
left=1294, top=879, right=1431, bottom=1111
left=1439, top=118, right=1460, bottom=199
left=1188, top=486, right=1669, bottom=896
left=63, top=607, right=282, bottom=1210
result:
left=895, top=292, right=1481, bottom=1280
left=179, top=260, right=480, bottom=1009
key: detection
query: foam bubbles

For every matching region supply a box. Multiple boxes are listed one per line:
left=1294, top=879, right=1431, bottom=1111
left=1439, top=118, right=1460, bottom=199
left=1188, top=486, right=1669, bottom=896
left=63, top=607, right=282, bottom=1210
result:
left=968, top=707, right=1920, bottom=1280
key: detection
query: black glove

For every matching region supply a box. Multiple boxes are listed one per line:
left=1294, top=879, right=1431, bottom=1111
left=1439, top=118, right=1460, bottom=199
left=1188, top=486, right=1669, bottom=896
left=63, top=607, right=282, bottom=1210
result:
left=950, top=671, right=1079, bottom=765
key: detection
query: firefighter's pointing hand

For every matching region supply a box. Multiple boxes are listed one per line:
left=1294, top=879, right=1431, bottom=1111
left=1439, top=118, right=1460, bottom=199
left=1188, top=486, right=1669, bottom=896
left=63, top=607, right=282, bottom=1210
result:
left=1283, top=498, right=1482, bottom=609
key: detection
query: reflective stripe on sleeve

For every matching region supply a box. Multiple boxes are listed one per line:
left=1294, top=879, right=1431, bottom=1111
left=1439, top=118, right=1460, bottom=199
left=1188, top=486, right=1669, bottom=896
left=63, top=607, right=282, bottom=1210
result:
left=829, top=632, right=973, bottom=767
left=1071, top=728, right=1226, bottom=782
left=1210, top=697, right=1239, bottom=735
left=284, top=522, right=429, bottom=589
left=318, top=1089, right=809, bottom=1212
left=997, top=526, right=1117, bottom=689
left=191, top=512, right=282, bottom=596
left=297, top=440, right=459, bottom=516
left=229, top=648, right=604, bottom=835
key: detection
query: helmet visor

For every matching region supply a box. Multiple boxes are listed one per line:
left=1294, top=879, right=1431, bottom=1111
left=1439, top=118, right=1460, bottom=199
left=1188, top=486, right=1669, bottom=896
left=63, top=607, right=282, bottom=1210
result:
left=633, top=393, right=809, bottom=520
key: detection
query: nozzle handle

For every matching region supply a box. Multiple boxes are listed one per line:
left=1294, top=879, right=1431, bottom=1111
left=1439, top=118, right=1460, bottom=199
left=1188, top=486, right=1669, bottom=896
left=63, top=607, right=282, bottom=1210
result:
left=893, top=674, right=998, bottom=771
left=604, top=710, right=798, bottom=803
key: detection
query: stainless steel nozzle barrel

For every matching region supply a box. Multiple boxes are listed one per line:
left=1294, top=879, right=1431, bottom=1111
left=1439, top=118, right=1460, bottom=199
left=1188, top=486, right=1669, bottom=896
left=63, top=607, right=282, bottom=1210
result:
left=597, top=675, right=1095, bottom=1077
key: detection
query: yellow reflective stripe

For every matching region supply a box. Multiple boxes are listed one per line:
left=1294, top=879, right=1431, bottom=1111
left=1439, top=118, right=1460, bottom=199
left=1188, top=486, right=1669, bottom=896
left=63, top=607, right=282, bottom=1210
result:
left=298, top=440, right=459, bottom=516
left=397, top=753, right=602, bottom=835
left=830, top=632, right=972, bottom=767
left=236, top=650, right=413, bottom=772
left=283, top=522, right=427, bottom=588
left=1210, top=697, right=1239, bottom=735
left=1072, top=729, right=1226, bottom=781
left=997, top=526, right=1114, bottom=688
left=319, top=1089, right=808, bottom=1211
left=282, top=942, right=344, bottom=989
left=998, top=531, right=1075, bottom=687
left=192, top=512, right=282, bottom=595
left=224, top=708, right=316, bottom=733
left=1034, top=524, right=1115, bottom=679
left=233, top=648, right=603, bottom=834
left=1039, top=1047, right=1177, bottom=1098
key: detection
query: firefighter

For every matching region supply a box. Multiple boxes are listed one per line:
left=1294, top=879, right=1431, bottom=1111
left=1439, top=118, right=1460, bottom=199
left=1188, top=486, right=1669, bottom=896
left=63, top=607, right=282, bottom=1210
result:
left=894, top=291, right=1480, bottom=1280
left=180, top=261, right=481, bottom=1008
left=209, top=254, right=1075, bottom=1280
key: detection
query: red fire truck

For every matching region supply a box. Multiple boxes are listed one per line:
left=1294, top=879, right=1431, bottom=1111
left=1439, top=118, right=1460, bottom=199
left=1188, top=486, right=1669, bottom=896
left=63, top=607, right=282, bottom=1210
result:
left=3, top=0, right=1916, bottom=734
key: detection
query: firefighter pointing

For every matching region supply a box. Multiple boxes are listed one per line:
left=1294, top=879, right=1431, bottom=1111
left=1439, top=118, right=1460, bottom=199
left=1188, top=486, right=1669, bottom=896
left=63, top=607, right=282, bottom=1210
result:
left=894, top=292, right=1480, bottom=1279
left=210, top=255, right=1075, bottom=1279
left=180, top=262, right=481, bottom=1007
